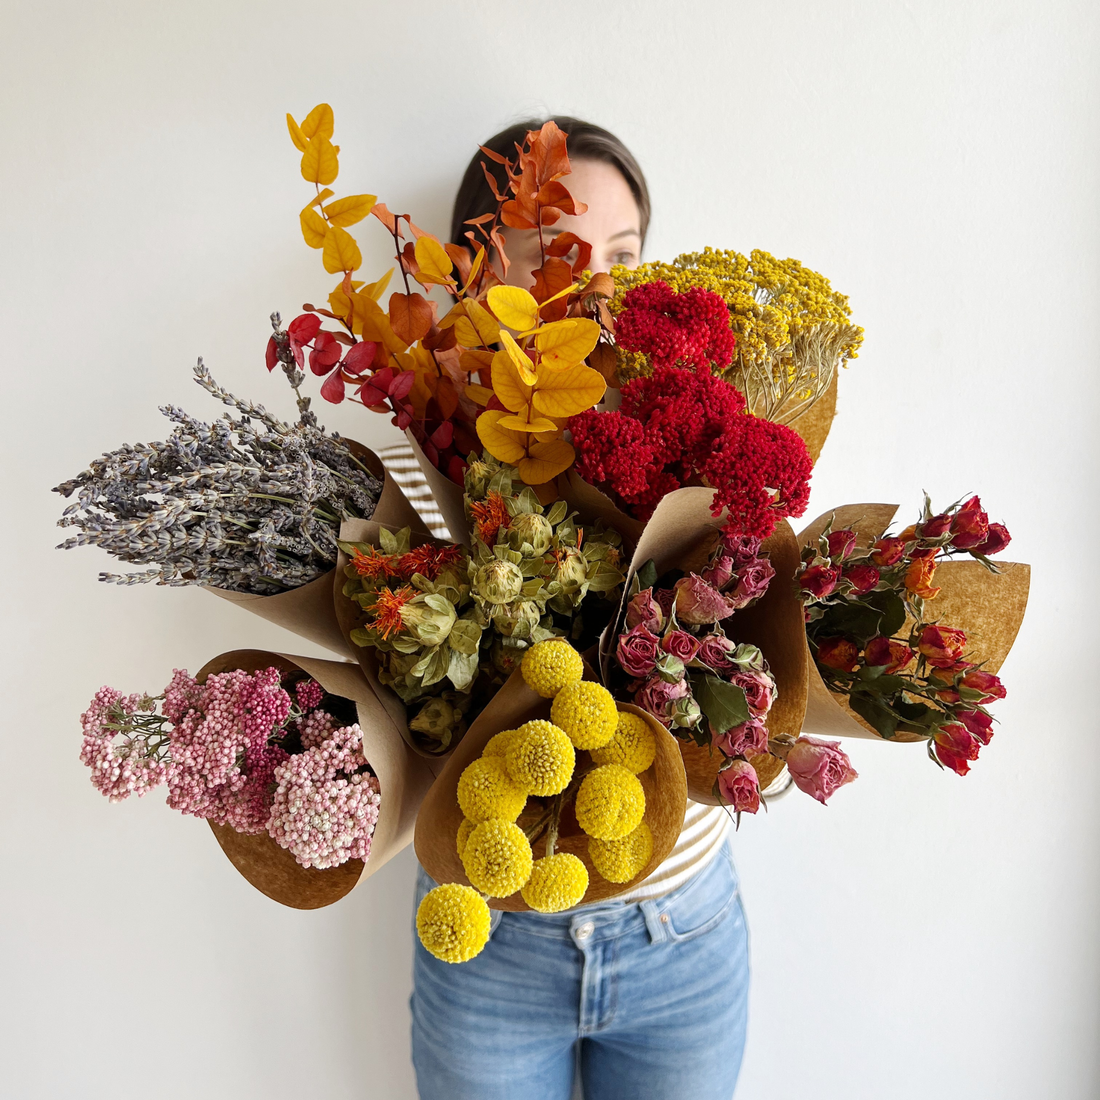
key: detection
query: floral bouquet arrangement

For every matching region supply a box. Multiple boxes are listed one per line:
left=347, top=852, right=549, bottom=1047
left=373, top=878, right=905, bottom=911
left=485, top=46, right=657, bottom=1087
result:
left=413, top=639, right=686, bottom=963
left=61, top=102, right=1029, bottom=913
left=798, top=495, right=1018, bottom=775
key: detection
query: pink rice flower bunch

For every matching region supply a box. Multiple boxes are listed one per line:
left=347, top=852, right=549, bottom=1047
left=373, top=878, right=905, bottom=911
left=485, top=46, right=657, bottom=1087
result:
left=79, top=686, right=169, bottom=802
left=267, top=723, right=381, bottom=869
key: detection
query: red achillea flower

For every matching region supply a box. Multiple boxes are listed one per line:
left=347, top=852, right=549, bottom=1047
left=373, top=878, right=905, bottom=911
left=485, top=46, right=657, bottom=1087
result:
left=569, top=366, right=811, bottom=539
left=615, top=281, right=737, bottom=371
left=370, top=585, right=415, bottom=640
left=469, top=491, right=511, bottom=546
left=396, top=543, right=465, bottom=581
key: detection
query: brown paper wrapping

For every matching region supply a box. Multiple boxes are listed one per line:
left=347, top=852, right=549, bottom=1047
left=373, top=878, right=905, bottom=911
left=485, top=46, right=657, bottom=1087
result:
left=414, top=667, right=687, bottom=911
left=781, top=370, right=838, bottom=466
left=202, top=442, right=430, bottom=657
left=796, top=505, right=1031, bottom=743
left=333, top=517, right=459, bottom=760
left=592, top=487, right=810, bottom=804
left=404, top=431, right=470, bottom=544
left=198, top=649, right=434, bottom=910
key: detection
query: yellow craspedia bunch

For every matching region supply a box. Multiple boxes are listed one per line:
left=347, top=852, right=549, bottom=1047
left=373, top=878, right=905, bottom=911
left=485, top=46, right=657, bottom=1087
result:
left=457, top=756, right=528, bottom=823
left=455, top=818, right=477, bottom=859
left=589, top=711, right=657, bottom=774
left=416, top=883, right=492, bottom=963
left=521, top=639, right=584, bottom=698
left=588, top=821, right=654, bottom=883
left=550, top=681, right=618, bottom=750
left=506, top=720, right=575, bottom=796
left=575, top=764, right=646, bottom=840
left=521, top=853, right=590, bottom=913
left=462, top=819, right=534, bottom=897
left=482, top=728, right=521, bottom=758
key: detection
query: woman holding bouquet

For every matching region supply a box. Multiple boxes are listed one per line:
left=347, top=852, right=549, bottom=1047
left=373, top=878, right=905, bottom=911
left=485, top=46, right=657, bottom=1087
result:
left=407, top=118, right=750, bottom=1100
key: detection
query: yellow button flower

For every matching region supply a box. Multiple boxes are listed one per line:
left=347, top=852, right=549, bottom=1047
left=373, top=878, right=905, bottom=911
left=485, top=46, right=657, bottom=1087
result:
left=521, top=639, right=584, bottom=699
left=482, top=728, right=521, bottom=758
left=521, top=853, right=589, bottom=913
left=574, top=763, right=646, bottom=840
left=588, top=821, right=654, bottom=883
left=507, top=720, right=575, bottom=796
left=462, top=819, right=534, bottom=897
left=457, top=757, right=528, bottom=823
left=416, top=883, right=492, bottom=963
left=550, top=681, right=618, bottom=750
left=456, top=817, right=477, bottom=860
left=589, top=711, right=657, bottom=774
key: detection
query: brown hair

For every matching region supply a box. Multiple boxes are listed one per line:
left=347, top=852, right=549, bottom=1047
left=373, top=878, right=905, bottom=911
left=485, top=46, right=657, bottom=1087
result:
left=449, top=116, right=651, bottom=249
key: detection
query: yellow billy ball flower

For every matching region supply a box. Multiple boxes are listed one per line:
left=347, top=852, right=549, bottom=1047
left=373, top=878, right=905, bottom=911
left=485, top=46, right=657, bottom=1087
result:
left=574, top=764, right=646, bottom=840
left=457, top=757, right=528, bottom=823
left=521, top=853, right=589, bottom=913
left=456, top=818, right=477, bottom=860
left=462, top=819, right=534, bottom=897
left=550, top=681, right=618, bottom=750
left=507, top=720, right=575, bottom=796
left=589, top=711, right=657, bottom=774
left=482, top=729, right=521, bottom=758
left=588, top=821, right=654, bottom=883
left=521, top=639, right=584, bottom=699
left=416, top=883, right=492, bottom=963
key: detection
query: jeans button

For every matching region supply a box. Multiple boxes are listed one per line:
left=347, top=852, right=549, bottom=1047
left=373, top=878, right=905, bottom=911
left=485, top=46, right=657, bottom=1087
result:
left=575, top=921, right=594, bottom=941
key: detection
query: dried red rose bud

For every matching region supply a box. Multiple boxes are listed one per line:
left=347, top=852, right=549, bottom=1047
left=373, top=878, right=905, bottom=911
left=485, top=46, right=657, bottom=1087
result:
left=918, top=625, right=968, bottom=668
left=972, top=523, right=1011, bottom=556
left=864, top=637, right=914, bottom=673
left=815, top=637, right=860, bottom=672
left=844, top=563, right=881, bottom=595
left=825, top=529, right=857, bottom=561
left=871, top=537, right=906, bottom=567
left=950, top=496, right=990, bottom=549
left=799, top=564, right=841, bottom=599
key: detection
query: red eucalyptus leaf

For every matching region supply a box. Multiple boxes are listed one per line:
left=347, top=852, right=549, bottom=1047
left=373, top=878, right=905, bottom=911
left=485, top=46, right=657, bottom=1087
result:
left=319, top=369, right=346, bottom=403
left=341, top=341, right=377, bottom=375
left=265, top=336, right=278, bottom=371
left=309, top=331, right=342, bottom=374
left=288, top=314, right=322, bottom=343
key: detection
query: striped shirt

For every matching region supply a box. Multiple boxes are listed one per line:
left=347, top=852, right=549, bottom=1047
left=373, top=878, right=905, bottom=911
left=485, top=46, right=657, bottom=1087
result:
left=378, top=443, right=731, bottom=903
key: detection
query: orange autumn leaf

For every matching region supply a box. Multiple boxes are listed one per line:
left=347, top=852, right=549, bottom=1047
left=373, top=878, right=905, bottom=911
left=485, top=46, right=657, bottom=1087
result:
left=389, top=292, right=433, bottom=345
left=301, top=136, right=339, bottom=186
left=518, top=438, right=575, bottom=484
left=322, top=225, right=361, bottom=274
left=534, top=318, right=601, bottom=370
left=300, top=103, right=335, bottom=141
left=286, top=114, right=308, bottom=153
left=323, top=194, right=376, bottom=228
left=477, top=410, right=527, bottom=465
left=458, top=246, right=486, bottom=295
left=536, top=180, right=583, bottom=216
left=531, top=362, right=606, bottom=418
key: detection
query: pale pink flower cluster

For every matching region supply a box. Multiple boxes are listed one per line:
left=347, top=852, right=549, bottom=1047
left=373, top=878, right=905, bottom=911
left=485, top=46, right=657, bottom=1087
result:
left=295, top=707, right=339, bottom=751
left=267, top=723, right=381, bottom=869
left=79, top=687, right=168, bottom=802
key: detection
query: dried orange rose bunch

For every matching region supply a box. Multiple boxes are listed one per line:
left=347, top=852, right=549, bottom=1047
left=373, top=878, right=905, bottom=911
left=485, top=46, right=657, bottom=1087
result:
left=269, top=103, right=616, bottom=489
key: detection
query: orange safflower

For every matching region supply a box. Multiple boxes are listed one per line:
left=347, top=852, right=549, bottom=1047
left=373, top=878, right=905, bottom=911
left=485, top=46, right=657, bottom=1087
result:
left=370, top=585, right=415, bottom=640
left=469, top=491, right=511, bottom=546
left=352, top=546, right=396, bottom=580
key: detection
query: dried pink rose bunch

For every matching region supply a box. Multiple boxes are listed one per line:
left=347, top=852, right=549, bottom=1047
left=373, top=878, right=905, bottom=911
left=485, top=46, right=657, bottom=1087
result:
left=78, top=667, right=380, bottom=869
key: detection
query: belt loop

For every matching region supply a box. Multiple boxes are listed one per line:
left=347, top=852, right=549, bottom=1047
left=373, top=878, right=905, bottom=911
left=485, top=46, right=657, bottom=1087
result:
left=640, top=898, right=669, bottom=944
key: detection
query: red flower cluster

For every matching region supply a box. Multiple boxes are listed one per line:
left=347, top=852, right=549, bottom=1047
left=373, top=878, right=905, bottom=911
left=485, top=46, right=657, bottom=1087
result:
left=615, top=281, right=737, bottom=371
left=569, top=367, right=812, bottom=538
left=351, top=542, right=464, bottom=583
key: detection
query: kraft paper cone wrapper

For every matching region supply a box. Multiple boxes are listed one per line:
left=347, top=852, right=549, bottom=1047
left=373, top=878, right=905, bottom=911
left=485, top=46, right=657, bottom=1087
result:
left=405, top=430, right=470, bottom=544
left=595, top=487, right=810, bottom=804
left=197, top=649, right=434, bottom=910
left=781, top=370, right=837, bottom=466
left=334, top=517, right=458, bottom=762
left=414, top=666, right=687, bottom=911
left=203, top=442, right=430, bottom=657
left=797, top=505, right=1031, bottom=742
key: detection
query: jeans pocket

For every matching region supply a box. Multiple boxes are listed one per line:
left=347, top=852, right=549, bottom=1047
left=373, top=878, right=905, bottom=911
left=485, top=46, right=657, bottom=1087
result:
left=659, top=851, right=738, bottom=943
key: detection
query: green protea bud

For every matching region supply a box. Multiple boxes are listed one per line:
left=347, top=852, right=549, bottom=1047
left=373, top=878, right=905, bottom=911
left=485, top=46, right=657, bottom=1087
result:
left=408, top=696, right=465, bottom=747
left=475, top=559, right=524, bottom=604
left=464, top=457, right=495, bottom=501
left=552, top=546, right=588, bottom=590
left=399, top=593, right=457, bottom=647
left=507, top=512, right=553, bottom=556
left=490, top=638, right=524, bottom=677
left=491, top=599, right=542, bottom=638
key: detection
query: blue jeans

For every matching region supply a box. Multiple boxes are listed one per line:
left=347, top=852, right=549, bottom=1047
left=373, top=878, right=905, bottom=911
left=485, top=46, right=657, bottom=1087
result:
left=410, top=842, right=749, bottom=1099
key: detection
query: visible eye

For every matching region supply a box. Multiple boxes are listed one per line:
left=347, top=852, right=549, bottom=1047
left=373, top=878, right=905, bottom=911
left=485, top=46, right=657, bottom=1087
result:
left=611, top=249, right=638, bottom=268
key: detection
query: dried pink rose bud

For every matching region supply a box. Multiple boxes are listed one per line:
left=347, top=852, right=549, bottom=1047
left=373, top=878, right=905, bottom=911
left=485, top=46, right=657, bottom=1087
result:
left=786, top=736, right=858, bottom=804
left=716, top=759, right=761, bottom=813
left=673, top=574, right=740, bottom=625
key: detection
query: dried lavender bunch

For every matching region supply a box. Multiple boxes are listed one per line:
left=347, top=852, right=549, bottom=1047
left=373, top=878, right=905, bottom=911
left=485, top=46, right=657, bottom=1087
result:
left=54, top=326, right=382, bottom=594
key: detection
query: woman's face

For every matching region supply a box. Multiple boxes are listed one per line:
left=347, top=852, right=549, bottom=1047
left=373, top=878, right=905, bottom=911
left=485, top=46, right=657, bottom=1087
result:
left=501, top=158, right=642, bottom=289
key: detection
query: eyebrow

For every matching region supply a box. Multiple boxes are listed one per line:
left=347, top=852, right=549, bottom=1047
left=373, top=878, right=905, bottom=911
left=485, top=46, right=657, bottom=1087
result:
left=542, top=227, right=641, bottom=242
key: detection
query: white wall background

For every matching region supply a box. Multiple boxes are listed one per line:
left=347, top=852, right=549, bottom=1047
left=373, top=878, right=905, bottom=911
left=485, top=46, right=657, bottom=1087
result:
left=2, top=1, right=1097, bottom=1097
